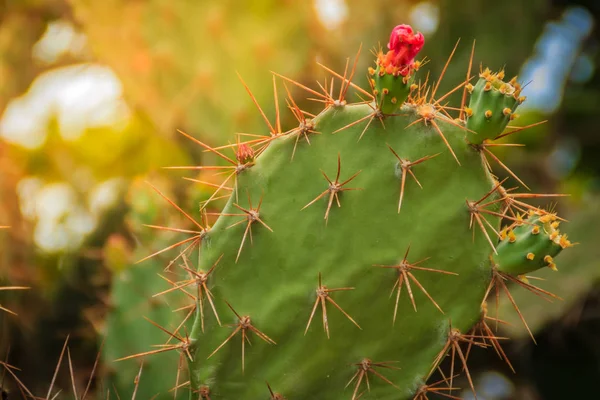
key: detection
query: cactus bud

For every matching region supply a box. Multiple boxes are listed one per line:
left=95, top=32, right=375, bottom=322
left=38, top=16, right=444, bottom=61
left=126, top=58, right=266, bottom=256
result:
left=496, top=211, right=566, bottom=275
left=372, top=24, right=424, bottom=114
left=385, top=24, right=424, bottom=74
left=465, top=68, right=522, bottom=143
left=236, top=143, right=255, bottom=165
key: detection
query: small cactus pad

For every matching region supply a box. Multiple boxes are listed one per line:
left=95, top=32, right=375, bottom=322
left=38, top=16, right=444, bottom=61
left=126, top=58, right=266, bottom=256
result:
left=466, top=68, right=524, bottom=143
left=371, top=24, right=424, bottom=114
left=495, top=211, right=572, bottom=276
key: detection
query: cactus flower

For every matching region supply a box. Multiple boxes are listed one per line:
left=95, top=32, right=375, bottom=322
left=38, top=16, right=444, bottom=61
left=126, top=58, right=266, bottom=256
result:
left=379, top=24, right=424, bottom=76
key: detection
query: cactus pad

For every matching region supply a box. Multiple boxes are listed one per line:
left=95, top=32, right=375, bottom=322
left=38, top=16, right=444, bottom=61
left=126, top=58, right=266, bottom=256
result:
left=133, top=26, right=572, bottom=400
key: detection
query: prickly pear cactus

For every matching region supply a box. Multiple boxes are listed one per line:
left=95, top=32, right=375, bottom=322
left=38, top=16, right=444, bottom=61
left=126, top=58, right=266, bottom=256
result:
left=104, top=182, right=190, bottom=399
left=136, top=25, right=572, bottom=399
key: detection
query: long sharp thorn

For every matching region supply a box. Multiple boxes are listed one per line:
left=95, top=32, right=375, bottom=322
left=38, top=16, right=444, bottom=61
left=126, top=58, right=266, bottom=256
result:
left=494, top=120, right=548, bottom=140
left=67, top=348, right=77, bottom=399
left=460, top=40, right=476, bottom=120
left=146, top=182, right=204, bottom=230
left=430, top=39, right=460, bottom=103
left=317, top=62, right=374, bottom=99
left=482, top=147, right=530, bottom=190
left=431, top=120, right=460, bottom=165
left=236, top=72, right=275, bottom=134
left=131, top=362, right=143, bottom=400
left=273, top=76, right=281, bottom=135
left=271, top=71, right=328, bottom=99
left=176, top=130, right=236, bottom=165
left=46, top=335, right=69, bottom=400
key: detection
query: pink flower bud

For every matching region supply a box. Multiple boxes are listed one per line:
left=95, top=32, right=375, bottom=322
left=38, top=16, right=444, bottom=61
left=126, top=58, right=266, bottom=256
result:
left=379, top=24, right=424, bottom=76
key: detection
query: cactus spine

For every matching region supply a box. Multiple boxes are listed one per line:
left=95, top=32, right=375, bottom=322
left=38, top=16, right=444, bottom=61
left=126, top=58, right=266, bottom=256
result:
left=132, top=25, right=572, bottom=400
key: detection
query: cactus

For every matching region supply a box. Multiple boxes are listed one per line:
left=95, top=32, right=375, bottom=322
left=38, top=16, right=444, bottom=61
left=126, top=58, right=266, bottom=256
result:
left=128, top=25, right=572, bottom=400
left=103, top=181, right=197, bottom=399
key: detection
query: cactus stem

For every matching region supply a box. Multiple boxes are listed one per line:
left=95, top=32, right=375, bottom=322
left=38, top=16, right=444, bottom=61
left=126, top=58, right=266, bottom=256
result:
left=345, top=359, right=401, bottom=400
left=301, top=154, right=362, bottom=223
left=413, top=374, right=461, bottom=400
left=305, top=272, right=361, bottom=338
left=266, top=382, right=286, bottom=400
left=387, top=145, right=440, bottom=213
left=374, top=245, right=457, bottom=323
left=207, top=301, right=276, bottom=373
left=459, top=40, right=477, bottom=121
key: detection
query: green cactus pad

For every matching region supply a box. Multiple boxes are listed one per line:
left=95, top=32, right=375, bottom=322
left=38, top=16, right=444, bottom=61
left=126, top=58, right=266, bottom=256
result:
left=184, top=102, right=504, bottom=399
left=137, top=30, right=572, bottom=400
left=466, top=69, right=524, bottom=143
left=495, top=211, right=572, bottom=276
left=371, top=66, right=412, bottom=115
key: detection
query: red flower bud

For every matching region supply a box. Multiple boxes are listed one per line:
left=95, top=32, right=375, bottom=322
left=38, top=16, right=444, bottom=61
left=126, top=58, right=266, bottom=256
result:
left=379, top=24, right=424, bottom=76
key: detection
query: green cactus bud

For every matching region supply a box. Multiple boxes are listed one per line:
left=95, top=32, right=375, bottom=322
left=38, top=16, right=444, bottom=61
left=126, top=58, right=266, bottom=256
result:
left=466, top=68, right=524, bottom=143
left=372, top=24, right=425, bottom=114
left=495, top=211, right=572, bottom=276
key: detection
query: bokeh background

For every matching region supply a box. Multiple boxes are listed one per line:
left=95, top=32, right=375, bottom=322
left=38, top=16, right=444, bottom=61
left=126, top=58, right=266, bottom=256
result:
left=1, top=0, right=599, bottom=399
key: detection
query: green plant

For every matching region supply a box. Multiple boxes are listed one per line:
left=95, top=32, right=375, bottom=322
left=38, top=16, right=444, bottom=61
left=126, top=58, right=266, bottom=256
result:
left=0, top=23, right=574, bottom=400
left=125, top=25, right=572, bottom=400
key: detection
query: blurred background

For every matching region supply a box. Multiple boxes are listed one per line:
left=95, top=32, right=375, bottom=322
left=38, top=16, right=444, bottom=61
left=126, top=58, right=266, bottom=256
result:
left=1, top=0, right=599, bottom=399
